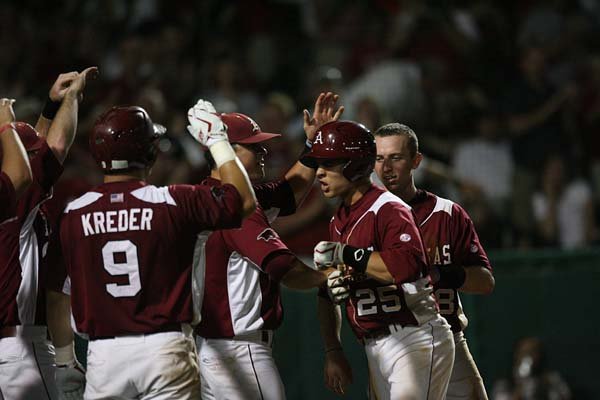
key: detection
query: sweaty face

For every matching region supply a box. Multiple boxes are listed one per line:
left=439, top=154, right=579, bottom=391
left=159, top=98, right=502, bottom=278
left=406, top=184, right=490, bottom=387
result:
left=374, top=135, right=419, bottom=194
left=234, top=143, right=267, bottom=181
left=315, top=159, right=354, bottom=200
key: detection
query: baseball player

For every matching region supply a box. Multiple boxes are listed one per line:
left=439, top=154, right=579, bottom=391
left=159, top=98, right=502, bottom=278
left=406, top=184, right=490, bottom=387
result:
left=192, top=94, right=344, bottom=400
left=45, top=104, right=256, bottom=400
left=374, top=123, right=494, bottom=399
left=0, top=98, right=32, bottom=222
left=306, top=121, right=455, bottom=399
left=0, top=68, right=97, bottom=400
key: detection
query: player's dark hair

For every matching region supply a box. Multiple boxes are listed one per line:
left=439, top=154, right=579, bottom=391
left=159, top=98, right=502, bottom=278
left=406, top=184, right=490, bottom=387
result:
left=373, top=123, right=419, bottom=159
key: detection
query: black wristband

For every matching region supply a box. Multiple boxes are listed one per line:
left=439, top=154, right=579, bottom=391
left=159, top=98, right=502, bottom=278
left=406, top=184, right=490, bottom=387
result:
left=342, top=245, right=372, bottom=274
left=41, top=96, right=61, bottom=120
left=299, top=139, right=317, bottom=168
left=437, top=265, right=466, bottom=289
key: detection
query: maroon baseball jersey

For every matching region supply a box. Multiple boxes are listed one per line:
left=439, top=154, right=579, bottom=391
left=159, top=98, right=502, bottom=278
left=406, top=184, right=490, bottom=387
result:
left=330, top=184, right=438, bottom=339
left=195, top=178, right=295, bottom=338
left=0, top=172, right=16, bottom=223
left=409, top=190, right=492, bottom=333
left=0, top=142, right=63, bottom=328
left=52, top=179, right=243, bottom=339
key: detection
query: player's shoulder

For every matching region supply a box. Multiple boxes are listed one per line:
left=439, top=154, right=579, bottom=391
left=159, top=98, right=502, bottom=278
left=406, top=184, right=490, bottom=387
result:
left=427, top=192, right=474, bottom=223
left=368, top=185, right=411, bottom=215
left=63, top=191, right=103, bottom=214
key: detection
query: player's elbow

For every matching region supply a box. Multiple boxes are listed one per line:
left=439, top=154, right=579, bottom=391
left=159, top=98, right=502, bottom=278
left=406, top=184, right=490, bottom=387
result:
left=240, top=196, right=257, bottom=219
left=481, top=274, right=495, bottom=295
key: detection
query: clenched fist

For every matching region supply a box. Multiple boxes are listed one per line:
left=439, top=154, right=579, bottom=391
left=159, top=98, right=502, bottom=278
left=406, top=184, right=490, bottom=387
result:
left=314, top=241, right=345, bottom=270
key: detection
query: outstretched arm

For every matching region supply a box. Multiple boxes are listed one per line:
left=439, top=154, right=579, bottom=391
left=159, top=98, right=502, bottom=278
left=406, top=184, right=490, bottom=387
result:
left=187, top=99, right=256, bottom=218
left=285, top=92, right=344, bottom=207
left=0, top=99, right=32, bottom=197
left=46, top=67, right=98, bottom=163
left=280, top=257, right=332, bottom=290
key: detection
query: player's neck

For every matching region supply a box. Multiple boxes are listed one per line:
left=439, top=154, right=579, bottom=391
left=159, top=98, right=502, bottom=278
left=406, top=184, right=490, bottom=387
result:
left=343, top=179, right=371, bottom=207
left=104, top=170, right=146, bottom=183
left=395, top=181, right=417, bottom=203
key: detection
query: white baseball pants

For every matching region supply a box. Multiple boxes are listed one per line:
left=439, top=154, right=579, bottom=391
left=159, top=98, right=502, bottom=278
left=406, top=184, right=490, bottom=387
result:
left=196, top=331, right=286, bottom=400
left=445, top=332, right=488, bottom=400
left=0, top=326, right=58, bottom=400
left=84, top=329, right=199, bottom=400
left=366, top=316, right=455, bottom=400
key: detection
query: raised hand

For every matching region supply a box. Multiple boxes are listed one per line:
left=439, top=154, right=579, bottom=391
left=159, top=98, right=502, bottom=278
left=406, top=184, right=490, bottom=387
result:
left=303, top=92, right=344, bottom=142
left=66, top=67, right=99, bottom=102
left=186, top=99, right=229, bottom=148
left=49, top=72, right=78, bottom=102
left=0, top=98, right=16, bottom=125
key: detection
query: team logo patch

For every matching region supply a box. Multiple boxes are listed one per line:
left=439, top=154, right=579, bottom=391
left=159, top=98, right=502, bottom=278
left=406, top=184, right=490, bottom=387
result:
left=257, top=228, right=279, bottom=242
left=470, top=243, right=479, bottom=253
left=400, top=233, right=411, bottom=242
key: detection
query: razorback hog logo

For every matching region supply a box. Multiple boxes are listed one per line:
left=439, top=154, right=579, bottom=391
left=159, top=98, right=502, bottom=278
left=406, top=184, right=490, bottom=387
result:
left=257, top=228, right=279, bottom=242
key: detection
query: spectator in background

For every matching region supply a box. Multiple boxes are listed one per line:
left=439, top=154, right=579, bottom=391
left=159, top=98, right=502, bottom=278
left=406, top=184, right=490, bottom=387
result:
left=203, top=57, right=261, bottom=115
left=492, top=337, right=571, bottom=400
left=354, top=96, right=383, bottom=131
left=452, top=109, right=514, bottom=247
left=502, top=45, right=576, bottom=247
left=532, top=154, right=595, bottom=249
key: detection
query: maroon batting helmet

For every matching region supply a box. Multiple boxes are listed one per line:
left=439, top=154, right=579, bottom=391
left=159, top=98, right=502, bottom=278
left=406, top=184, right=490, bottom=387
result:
left=14, top=122, right=44, bottom=152
left=220, top=112, right=280, bottom=144
left=89, top=106, right=165, bottom=173
left=304, top=120, right=376, bottom=182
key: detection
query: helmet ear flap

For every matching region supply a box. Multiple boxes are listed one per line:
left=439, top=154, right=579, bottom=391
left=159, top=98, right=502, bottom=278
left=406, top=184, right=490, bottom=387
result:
left=343, top=158, right=375, bottom=182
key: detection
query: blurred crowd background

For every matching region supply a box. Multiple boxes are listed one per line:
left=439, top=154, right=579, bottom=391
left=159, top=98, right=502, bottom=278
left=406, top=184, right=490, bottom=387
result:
left=3, top=0, right=599, bottom=398
left=4, top=0, right=600, bottom=252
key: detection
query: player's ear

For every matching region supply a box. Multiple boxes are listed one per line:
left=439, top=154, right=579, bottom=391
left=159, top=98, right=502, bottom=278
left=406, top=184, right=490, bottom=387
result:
left=412, top=152, right=423, bottom=170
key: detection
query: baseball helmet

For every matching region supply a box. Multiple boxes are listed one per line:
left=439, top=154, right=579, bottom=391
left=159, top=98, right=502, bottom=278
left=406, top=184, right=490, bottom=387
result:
left=14, top=122, right=44, bottom=152
left=304, top=120, right=376, bottom=182
left=220, top=112, right=280, bottom=144
left=89, top=106, right=166, bottom=173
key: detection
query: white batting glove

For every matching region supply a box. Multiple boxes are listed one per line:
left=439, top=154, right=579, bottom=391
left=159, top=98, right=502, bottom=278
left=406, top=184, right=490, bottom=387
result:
left=55, top=360, right=86, bottom=400
left=314, top=241, right=345, bottom=270
left=327, top=270, right=351, bottom=304
left=186, top=99, right=229, bottom=148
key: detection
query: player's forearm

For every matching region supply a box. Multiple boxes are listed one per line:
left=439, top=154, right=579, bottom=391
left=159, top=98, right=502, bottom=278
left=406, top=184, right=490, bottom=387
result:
left=0, top=126, right=32, bottom=197
left=317, top=297, right=343, bottom=351
left=281, top=259, right=329, bottom=290
left=459, top=266, right=494, bottom=295
left=284, top=161, right=316, bottom=207
left=365, top=252, right=395, bottom=284
left=218, top=157, right=257, bottom=218
left=45, top=91, right=78, bottom=164
left=46, top=289, right=75, bottom=347
left=34, top=115, right=52, bottom=139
